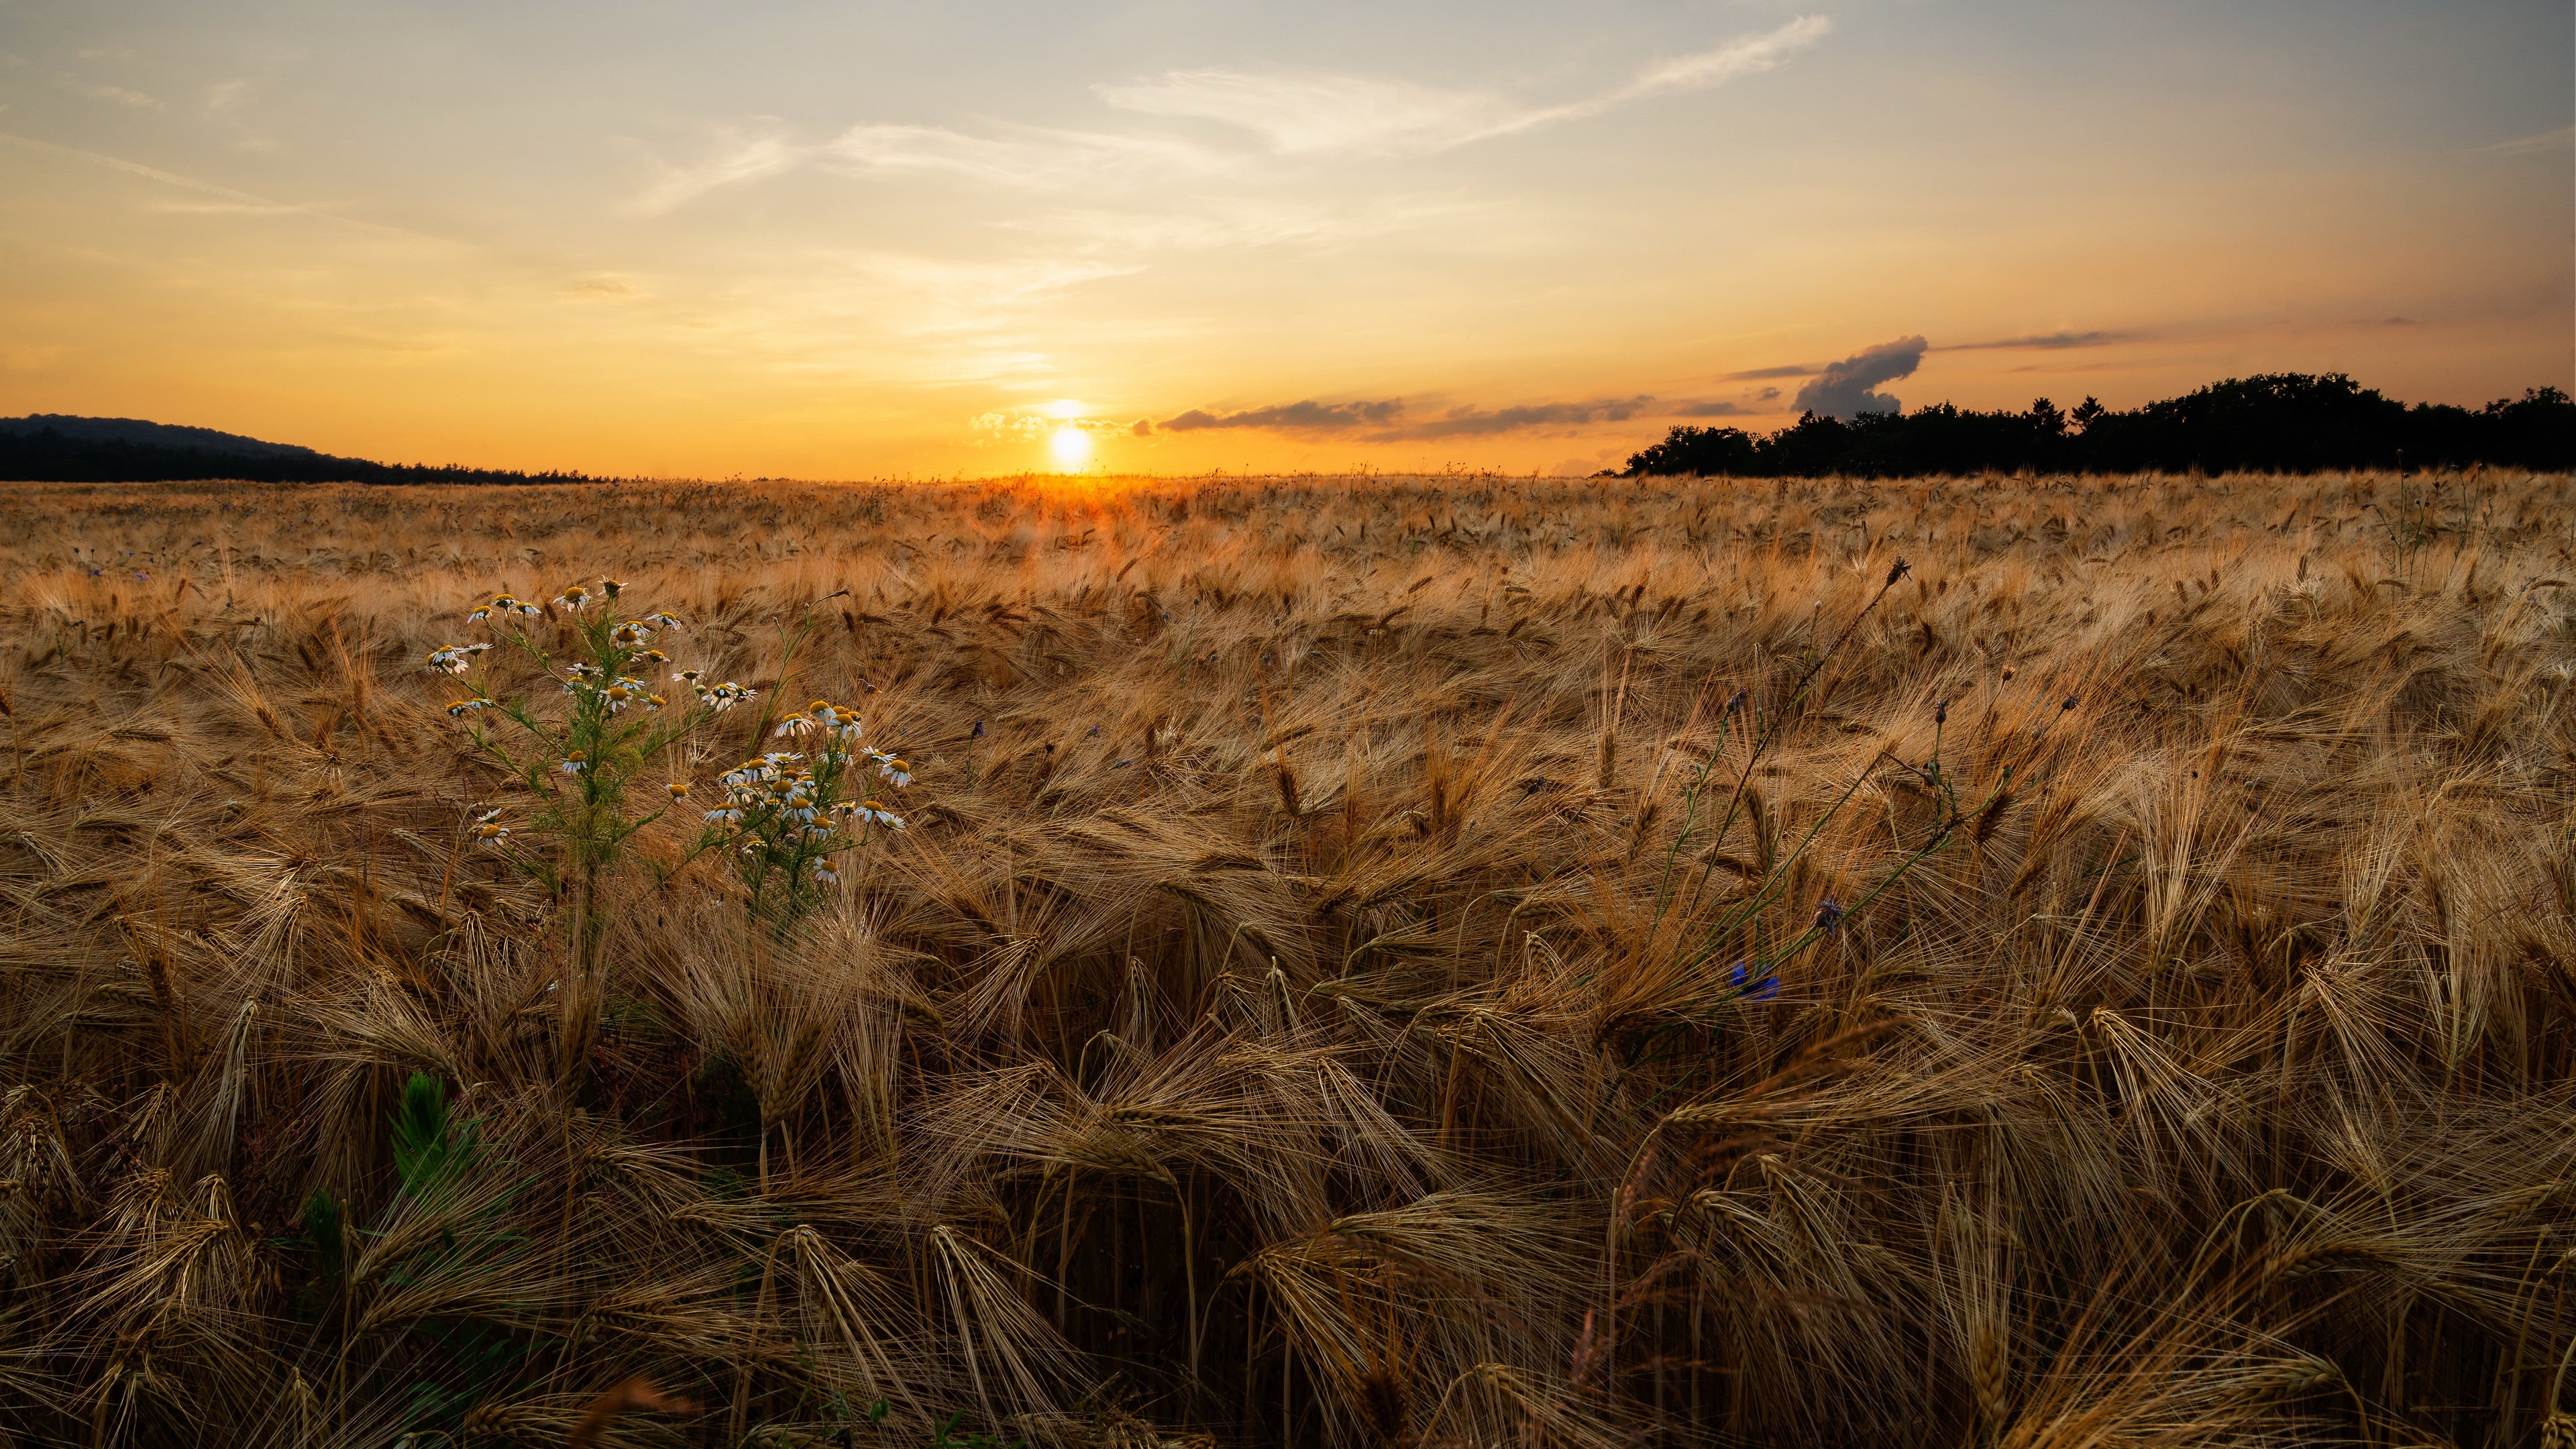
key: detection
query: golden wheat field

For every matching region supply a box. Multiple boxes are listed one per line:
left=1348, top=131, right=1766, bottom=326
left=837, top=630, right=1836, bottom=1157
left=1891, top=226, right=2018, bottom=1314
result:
left=2, top=470, right=2573, bottom=1449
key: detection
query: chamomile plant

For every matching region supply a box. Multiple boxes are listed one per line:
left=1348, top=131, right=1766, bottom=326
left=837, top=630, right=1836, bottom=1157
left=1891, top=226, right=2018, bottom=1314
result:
left=700, top=697, right=910, bottom=926
left=432, top=579, right=717, bottom=961
left=433, top=576, right=910, bottom=943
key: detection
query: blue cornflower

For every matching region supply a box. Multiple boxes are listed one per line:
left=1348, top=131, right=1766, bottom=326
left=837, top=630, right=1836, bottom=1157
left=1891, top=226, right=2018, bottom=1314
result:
left=1813, top=898, right=1845, bottom=934
left=1731, top=960, right=1780, bottom=1002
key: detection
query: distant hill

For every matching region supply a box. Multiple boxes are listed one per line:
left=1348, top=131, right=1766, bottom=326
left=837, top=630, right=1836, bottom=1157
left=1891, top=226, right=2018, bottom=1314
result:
left=0, top=415, right=602, bottom=486
left=0, top=414, right=322, bottom=458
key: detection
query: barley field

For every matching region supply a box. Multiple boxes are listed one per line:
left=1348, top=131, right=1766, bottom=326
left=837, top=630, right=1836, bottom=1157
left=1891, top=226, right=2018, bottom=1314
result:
left=1, top=470, right=2573, bottom=1449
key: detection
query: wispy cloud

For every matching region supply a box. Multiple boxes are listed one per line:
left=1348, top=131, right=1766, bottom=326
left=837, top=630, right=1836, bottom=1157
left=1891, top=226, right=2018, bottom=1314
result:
left=1095, top=71, right=1525, bottom=157
left=2472, top=125, right=2573, bottom=156
left=1941, top=329, right=2127, bottom=351
left=559, top=276, right=644, bottom=302
left=0, top=130, right=468, bottom=246
left=1609, top=17, right=1838, bottom=106
left=998, top=195, right=1471, bottom=254
left=638, top=17, right=1834, bottom=211
left=818, top=123, right=1216, bottom=188
left=0, top=129, right=270, bottom=204
left=58, top=74, right=160, bottom=110
left=1097, top=15, right=1831, bottom=157
left=838, top=253, right=1143, bottom=336
left=680, top=250, right=1146, bottom=385
left=632, top=121, right=1222, bottom=214
left=632, top=122, right=809, bottom=212
left=1721, top=363, right=1815, bottom=380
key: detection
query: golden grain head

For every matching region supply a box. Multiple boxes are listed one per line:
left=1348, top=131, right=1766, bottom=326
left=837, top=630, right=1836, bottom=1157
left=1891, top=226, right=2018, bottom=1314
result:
left=0, top=468, right=2569, bottom=1448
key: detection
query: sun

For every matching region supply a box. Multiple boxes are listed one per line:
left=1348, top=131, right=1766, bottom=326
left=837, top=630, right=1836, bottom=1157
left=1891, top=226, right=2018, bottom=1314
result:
left=1049, top=425, right=1093, bottom=469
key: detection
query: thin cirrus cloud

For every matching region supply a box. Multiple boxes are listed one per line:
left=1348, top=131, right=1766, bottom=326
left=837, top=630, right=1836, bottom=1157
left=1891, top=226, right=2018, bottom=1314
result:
left=1939, top=329, right=2129, bottom=351
left=1095, top=15, right=1831, bottom=156
left=998, top=195, right=1472, bottom=253
left=58, top=74, right=162, bottom=110
left=633, top=123, right=810, bottom=212
left=2471, top=125, right=2573, bottom=156
left=635, top=16, right=1832, bottom=212
left=633, top=120, right=1222, bottom=213
left=818, top=123, right=1217, bottom=188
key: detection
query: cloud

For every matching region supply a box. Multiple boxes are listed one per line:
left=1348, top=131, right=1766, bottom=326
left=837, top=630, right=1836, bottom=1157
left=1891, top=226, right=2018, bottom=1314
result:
left=1754, top=386, right=1781, bottom=402
left=1941, top=329, right=2125, bottom=351
left=1793, top=335, right=1925, bottom=419
left=633, top=18, right=1829, bottom=216
left=2473, top=125, right=2573, bottom=156
left=818, top=123, right=1216, bottom=188
left=1610, top=17, right=1837, bottom=105
left=970, top=409, right=1137, bottom=445
left=1097, top=15, right=1831, bottom=158
left=0, top=130, right=449, bottom=243
left=1722, top=363, right=1815, bottom=380
left=59, top=75, right=160, bottom=110
left=202, top=77, right=281, bottom=151
left=1670, top=400, right=1747, bottom=417
left=1095, top=70, right=1522, bottom=156
left=1161, top=398, right=1407, bottom=431
left=0, top=129, right=270, bottom=205
left=1398, top=398, right=1652, bottom=437
left=560, top=277, right=643, bottom=302
left=1157, top=395, right=1654, bottom=438
left=632, top=123, right=810, bottom=212
left=998, top=195, right=1470, bottom=253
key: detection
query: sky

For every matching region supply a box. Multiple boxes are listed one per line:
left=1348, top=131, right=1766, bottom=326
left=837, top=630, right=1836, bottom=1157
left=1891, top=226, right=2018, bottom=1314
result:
left=0, top=0, right=2569, bottom=478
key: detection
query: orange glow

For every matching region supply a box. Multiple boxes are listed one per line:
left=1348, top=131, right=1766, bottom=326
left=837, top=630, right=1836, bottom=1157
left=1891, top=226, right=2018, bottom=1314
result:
left=1049, top=426, right=1095, bottom=470
left=0, top=5, right=2562, bottom=477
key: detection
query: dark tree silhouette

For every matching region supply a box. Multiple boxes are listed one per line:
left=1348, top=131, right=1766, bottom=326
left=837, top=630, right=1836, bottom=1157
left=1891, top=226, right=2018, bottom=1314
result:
left=1625, top=374, right=2574, bottom=477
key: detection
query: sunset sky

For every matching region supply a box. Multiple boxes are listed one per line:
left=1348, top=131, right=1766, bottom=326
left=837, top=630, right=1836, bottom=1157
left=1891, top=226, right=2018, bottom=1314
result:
left=1, top=0, right=2568, bottom=478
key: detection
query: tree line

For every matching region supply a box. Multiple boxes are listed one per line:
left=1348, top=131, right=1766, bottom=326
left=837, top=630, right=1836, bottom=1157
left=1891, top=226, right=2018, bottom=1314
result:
left=1622, top=374, right=2575, bottom=477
